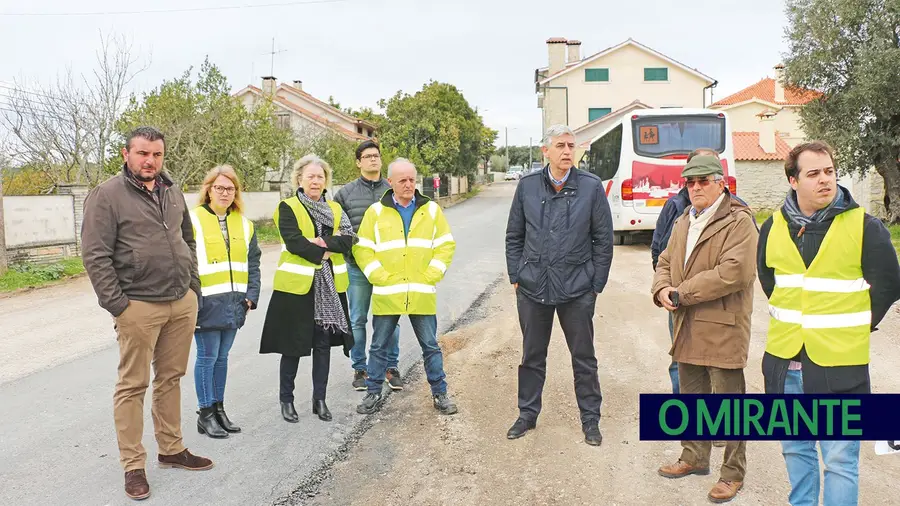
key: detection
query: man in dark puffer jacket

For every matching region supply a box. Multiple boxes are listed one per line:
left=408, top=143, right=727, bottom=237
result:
left=334, top=140, right=402, bottom=391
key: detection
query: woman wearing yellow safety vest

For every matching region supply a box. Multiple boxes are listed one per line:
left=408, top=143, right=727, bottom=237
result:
left=190, top=165, right=262, bottom=439
left=259, top=155, right=356, bottom=423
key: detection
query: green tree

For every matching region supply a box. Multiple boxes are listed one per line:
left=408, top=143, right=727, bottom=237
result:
left=783, top=0, right=900, bottom=222
left=117, top=57, right=297, bottom=190
left=480, top=126, right=499, bottom=171
left=497, top=145, right=542, bottom=167
left=376, top=81, right=484, bottom=176
left=490, top=154, right=509, bottom=172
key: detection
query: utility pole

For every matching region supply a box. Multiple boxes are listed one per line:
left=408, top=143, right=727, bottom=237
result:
left=529, top=137, right=533, bottom=169
left=505, top=127, right=508, bottom=170
left=0, top=175, right=7, bottom=276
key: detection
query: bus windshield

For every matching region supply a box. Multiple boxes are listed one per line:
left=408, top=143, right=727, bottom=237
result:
left=632, top=115, right=726, bottom=158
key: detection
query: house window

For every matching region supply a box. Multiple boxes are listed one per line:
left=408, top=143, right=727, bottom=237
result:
left=357, top=126, right=363, bottom=134
left=276, top=113, right=291, bottom=129
left=589, top=108, right=612, bottom=122
left=644, top=67, right=668, bottom=81
left=585, top=68, right=609, bottom=82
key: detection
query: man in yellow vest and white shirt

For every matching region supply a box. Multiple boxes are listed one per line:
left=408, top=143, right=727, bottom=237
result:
left=757, top=141, right=900, bottom=506
left=353, top=158, right=458, bottom=416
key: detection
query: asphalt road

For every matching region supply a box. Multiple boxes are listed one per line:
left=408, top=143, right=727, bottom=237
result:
left=0, top=182, right=517, bottom=506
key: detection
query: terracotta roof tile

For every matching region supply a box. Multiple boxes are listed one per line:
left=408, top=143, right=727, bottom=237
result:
left=733, top=131, right=792, bottom=161
left=711, top=78, right=821, bottom=107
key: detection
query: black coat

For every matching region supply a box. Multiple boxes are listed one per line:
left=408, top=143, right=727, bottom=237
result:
left=757, top=187, right=900, bottom=394
left=259, top=191, right=354, bottom=357
left=650, top=187, right=690, bottom=271
left=505, top=166, right=614, bottom=305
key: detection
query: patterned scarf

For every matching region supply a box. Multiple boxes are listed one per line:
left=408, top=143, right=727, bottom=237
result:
left=781, top=186, right=846, bottom=227
left=297, top=190, right=355, bottom=335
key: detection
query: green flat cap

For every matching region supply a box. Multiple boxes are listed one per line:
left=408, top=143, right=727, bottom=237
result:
left=681, top=154, right=723, bottom=178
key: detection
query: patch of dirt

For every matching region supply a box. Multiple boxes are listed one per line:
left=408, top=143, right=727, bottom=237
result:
left=305, top=246, right=900, bottom=506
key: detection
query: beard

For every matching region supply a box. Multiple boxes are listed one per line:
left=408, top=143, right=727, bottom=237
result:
left=129, top=165, right=159, bottom=182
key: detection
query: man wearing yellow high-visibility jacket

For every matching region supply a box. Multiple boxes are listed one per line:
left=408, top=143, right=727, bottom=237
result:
left=353, top=158, right=458, bottom=416
left=758, top=141, right=900, bottom=506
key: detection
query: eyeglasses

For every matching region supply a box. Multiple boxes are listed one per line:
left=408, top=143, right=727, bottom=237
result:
left=684, top=178, right=717, bottom=188
left=212, top=185, right=236, bottom=195
left=360, top=153, right=381, bottom=160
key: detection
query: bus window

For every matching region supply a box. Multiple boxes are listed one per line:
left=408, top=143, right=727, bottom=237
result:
left=588, top=124, right=622, bottom=180
left=632, top=115, right=725, bottom=158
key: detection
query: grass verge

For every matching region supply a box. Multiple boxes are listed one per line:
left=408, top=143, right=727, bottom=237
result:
left=0, top=257, right=85, bottom=293
left=889, top=224, right=900, bottom=255
left=254, top=220, right=280, bottom=245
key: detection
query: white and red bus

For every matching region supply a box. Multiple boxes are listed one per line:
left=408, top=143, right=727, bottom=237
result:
left=579, top=108, right=736, bottom=245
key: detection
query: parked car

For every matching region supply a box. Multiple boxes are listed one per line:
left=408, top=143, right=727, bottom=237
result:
left=504, top=169, right=522, bottom=181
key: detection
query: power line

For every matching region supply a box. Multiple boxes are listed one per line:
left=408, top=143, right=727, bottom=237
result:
left=0, top=0, right=350, bottom=17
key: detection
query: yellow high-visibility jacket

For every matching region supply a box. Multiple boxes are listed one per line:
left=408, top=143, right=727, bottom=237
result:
left=352, top=190, right=455, bottom=315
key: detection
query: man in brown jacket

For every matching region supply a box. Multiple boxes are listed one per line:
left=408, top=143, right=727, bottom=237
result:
left=651, top=155, right=758, bottom=504
left=81, top=126, right=213, bottom=501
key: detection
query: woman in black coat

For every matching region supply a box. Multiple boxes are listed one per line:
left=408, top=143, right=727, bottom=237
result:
left=259, top=154, right=355, bottom=423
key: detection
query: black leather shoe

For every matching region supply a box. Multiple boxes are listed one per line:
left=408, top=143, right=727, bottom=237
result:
left=281, top=401, right=299, bottom=423
left=506, top=418, right=536, bottom=439
left=312, top=399, right=332, bottom=422
left=197, top=407, right=228, bottom=439
left=583, top=421, right=603, bottom=446
left=214, top=401, right=241, bottom=433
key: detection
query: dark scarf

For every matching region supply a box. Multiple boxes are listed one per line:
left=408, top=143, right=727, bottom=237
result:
left=296, top=190, right=354, bottom=335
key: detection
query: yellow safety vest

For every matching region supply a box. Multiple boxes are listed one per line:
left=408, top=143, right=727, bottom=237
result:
left=352, top=196, right=455, bottom=315
left=273, top=196, right=349, bottom=295
left=189, top=206, right=252, bottom=296
left=765, top=207, right=871, bottom=366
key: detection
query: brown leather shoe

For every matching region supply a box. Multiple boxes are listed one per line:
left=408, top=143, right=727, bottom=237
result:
left=708, top=479, right=743, bottom=503
left=157, top=449, right=214, bottom=471
left=658, top=459, right=710, bottom=479
left=124, top=469, right=150, bottom=500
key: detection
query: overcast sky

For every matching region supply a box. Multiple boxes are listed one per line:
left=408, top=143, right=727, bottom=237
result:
left=0, top=0, right=791, bottom=148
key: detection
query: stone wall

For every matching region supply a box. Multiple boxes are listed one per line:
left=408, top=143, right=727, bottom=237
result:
left=735, top=160, right=786, bottom=212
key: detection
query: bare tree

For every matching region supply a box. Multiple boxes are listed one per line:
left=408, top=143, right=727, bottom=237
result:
left=1, top=31, right=149, bottom=188
left=0, top=149, right=8, bottom=275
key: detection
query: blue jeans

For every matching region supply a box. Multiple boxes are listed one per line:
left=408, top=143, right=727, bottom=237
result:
left=667, top=313, right=679, bottom=394
left=781, top=369, right=860, bottom=506
left=194, top=329, right=238, bottom=408
left=348, top=262, right=399, bottom=372
left=366, top=314, right=446, bottom=395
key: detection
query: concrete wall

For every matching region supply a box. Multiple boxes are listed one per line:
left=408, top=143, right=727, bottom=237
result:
left=737, top=161, right=885, bottom=217
left=3, top=195, right=75, bottom=248
left=183, top=191, right=282, bottom=222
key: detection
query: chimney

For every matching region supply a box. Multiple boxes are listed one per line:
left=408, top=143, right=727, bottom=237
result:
left=774, top=64, right=785, bottom=103
left=293, top=80, right=303, bottom=91
left=547, top=37, right=567, bottom=75
left=758, top=111, right=777, bottom=153
left=566, top=40, right=582, bottom=64
left=261, top=76, right=277, bottom=95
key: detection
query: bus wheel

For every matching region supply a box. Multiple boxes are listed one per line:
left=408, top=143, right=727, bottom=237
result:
left=613, top=232, right=625, bottom=245
left=622, top=233, right=634, bottom=246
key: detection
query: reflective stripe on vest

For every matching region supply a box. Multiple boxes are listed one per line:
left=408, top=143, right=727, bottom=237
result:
left=189, top=207, right=252, bottom=296
left=272, top=196, right=349, bottom=295
left=765, top=207, right=871, bottom=366
left=353, top=199, right=455, bottom=315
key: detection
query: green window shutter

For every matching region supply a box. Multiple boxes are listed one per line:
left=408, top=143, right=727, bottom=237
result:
left=585, top=68, right=609, bottom=82
left=588, top=108, right=613, bottom=122
left=644, top=67, right=668, bottom=81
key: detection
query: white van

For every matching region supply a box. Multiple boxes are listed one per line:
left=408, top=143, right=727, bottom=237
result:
left=579, top=108, right=737, bottom=245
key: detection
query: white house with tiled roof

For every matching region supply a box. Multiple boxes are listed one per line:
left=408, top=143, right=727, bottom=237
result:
left=535, top=37, right=717, bottom=144
left=234, top=77, right=376, bottom=143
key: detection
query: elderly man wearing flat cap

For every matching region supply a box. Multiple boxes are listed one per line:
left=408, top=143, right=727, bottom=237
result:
left=651, top=155, right=759, bottom=504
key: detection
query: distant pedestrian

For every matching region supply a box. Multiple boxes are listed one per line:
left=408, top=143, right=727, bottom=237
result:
left=353, top=158, right=459, bottom=416
left=81, top=126, right=213, bottom=502
left=504, top=124, right=614, bottom=446
left=652, top=154, right=758, bottom=504
left=757, top=141, right=900, bottom=506
left=259, top=155, right=356, bottom=423
left=189, top=165, right=261, bottom=439
left=334, top=140, right=403, bottom=392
